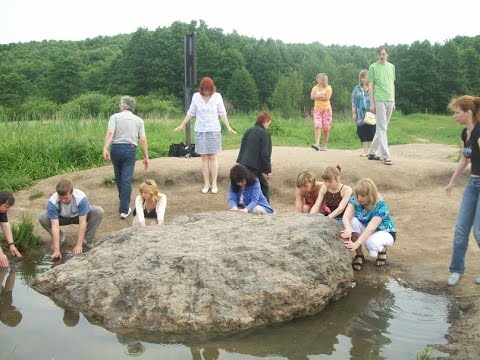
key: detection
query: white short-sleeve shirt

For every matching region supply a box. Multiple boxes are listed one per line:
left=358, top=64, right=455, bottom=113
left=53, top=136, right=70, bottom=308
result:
left=187, top=92, right=227, bottom=132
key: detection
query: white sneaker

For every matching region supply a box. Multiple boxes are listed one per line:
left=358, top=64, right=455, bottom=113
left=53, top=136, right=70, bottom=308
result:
left=447, top=273, right=461, bottom=286
left=120, top=207, right=132, bottom=219
left=474, top=277, right=480, bottom=285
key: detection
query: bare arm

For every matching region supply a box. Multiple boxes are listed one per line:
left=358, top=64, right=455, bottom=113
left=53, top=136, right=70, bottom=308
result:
left=103, top=129, right=114, bottom=161
left=294, top=188, right=305, bottom=212
left=220, top=114, right=236, bottom=134
left=139, top=136, right=149, bottom=170
left=368, top=81, right=375, bottom=112
left=174, top=114, right=193, bottom=132
left=310, top=185, right=327, bottom=214
left=1, top=222, right=21, bottom=258
left=344, top=216, right=383, bottom=252
left=446, top=155, right=469, bottom=197
left=51, top=219, right=62, bottom=259
left=324, top=86, right=333, bottom=101
left=72, top=215, right=87, bottom=255
left=340, top=203, right=355, bottom=239
left=0, top=249, right=8, bottom=267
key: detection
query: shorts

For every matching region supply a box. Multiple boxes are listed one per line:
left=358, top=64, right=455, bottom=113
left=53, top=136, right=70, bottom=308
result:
left=313, top=108, right=333, bottom=130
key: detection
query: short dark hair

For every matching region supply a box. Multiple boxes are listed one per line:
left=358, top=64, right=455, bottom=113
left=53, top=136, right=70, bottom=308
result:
left=377, top=45, right=389, bottom=54
left=0, top=191, right=15, bottom=206
left=56, top=179, right=73, bottom=196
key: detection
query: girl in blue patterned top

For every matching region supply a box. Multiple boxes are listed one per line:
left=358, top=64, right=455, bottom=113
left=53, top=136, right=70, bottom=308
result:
left=341, top=178, right=396, bottom=271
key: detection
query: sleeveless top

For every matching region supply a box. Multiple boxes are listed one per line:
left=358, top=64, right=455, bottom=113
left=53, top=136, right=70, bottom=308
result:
left=461, top=123, right=480, bottom=176
left=324, top=185, right=345, bottom=215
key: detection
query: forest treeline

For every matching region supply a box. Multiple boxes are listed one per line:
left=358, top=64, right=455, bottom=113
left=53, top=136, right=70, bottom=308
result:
left=0, top=20, right=479, bottom=120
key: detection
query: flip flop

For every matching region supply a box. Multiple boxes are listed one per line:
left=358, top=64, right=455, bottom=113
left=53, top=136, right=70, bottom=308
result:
left=351, top=254, right=365, bottom=271
left=368, top=154, right=382, bottom=161
left=376, top=251, right=387, bottom=266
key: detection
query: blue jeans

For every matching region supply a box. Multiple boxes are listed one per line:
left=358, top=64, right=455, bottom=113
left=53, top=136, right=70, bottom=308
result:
left=110, top=144, right=137, bottom=214
left=449, top=176, right=480, bottom=274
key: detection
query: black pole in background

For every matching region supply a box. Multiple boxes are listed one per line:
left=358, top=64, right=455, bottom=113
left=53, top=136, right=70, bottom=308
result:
left=184, top=32, right=196, bottom=147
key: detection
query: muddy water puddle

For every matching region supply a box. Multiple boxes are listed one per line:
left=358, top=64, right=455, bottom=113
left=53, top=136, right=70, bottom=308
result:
left=0, top=253, right=460, bottom=359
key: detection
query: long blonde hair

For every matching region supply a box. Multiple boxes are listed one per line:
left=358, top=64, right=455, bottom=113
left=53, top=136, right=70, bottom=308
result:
left=358, top=69, right=368, bottom=85
left=138, top=180, right=161, bottom=202
left=354, top=178, right=378, bottom=210
left=316, top=73, right=329, bottom=86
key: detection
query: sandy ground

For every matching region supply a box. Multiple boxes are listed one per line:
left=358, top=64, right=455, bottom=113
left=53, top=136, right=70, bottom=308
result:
left=10, top=144, right=480, bottom=359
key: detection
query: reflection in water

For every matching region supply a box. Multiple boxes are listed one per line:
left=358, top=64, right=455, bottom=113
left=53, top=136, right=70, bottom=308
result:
left=63, top=308, right=80, bottom=327
left=197, top=280, right=394, bottom=360
left=0, top=267, right=22, bottom=327
left=116, top=334, right=146, bottom=356
left=191, top=347, right=220, bottom=360
left=0, top=252, right=458, bottom=359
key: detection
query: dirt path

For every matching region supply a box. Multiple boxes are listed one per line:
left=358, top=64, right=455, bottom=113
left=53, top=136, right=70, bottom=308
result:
left=10, top=144, right=480, bottom=358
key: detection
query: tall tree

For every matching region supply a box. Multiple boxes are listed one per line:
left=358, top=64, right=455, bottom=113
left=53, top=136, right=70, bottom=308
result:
left=46, top=55, right=82, bottom=104
left=226, top=67, right=259, bottom=112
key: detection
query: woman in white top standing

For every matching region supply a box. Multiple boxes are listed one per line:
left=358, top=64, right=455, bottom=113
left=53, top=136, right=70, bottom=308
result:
left=175, top=77, right=236, bottom=194
left=132, top=180, right=167, bottom=226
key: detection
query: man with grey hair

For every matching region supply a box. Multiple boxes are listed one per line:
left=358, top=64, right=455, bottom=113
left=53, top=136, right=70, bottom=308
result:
left=103, top=96, right=149, bottom=219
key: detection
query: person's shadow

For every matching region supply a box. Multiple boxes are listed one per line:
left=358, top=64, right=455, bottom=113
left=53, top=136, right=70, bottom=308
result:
left=0, top=267, right=23, bottom=327
left=116, top=334, right=146, bottom=356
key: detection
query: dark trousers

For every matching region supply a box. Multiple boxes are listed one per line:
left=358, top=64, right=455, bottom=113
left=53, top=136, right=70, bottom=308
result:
left=110, top=143, right=137, bottom=214
left=245, top=166, right=270, bottom=202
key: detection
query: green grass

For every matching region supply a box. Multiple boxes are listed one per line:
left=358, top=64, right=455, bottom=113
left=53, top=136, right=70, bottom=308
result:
left=0, top=112, right=460, bottom=191
left=0, top=216, right=43, bottom=252
left=416, top=345, right=435, bottom=360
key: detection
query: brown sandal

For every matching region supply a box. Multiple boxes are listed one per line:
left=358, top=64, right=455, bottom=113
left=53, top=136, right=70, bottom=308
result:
left=351, top=254, right=365, bottom=271
left=376, top=251, right=387, bottom=267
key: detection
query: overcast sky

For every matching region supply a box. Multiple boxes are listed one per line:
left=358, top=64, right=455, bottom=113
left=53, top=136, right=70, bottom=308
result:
left=1, top=0, right=479, bottom=47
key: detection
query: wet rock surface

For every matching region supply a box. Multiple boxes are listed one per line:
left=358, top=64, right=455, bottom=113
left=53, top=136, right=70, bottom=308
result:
left=32, top=211, right=353, bottom=338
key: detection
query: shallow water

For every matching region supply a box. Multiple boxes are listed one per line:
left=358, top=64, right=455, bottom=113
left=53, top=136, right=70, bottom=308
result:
left=0, top=253, right=459, bottom=359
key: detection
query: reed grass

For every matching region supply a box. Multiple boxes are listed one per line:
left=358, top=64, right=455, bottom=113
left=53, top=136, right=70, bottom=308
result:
left=0, top=112, right=459, bottom=191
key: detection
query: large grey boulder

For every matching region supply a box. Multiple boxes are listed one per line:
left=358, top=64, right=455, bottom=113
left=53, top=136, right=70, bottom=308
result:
left=32, top=212, right=354, bottom=339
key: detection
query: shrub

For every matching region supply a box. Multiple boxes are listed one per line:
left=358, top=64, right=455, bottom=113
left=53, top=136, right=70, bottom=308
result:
left=58, top=92, right=111, bottom=119
left=19, top=97, right=58, bottom=120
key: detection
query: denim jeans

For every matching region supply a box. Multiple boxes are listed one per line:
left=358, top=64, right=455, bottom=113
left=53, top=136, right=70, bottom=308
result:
left=449, top=176, right=480, bottom=274
left=110, top=144, right=137, bottom=214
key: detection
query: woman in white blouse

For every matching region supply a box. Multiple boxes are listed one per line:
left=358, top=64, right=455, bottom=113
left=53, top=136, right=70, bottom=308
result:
left=174, top=77, right=236, bottom=194
left=132, top=180, right=167, bottom=226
